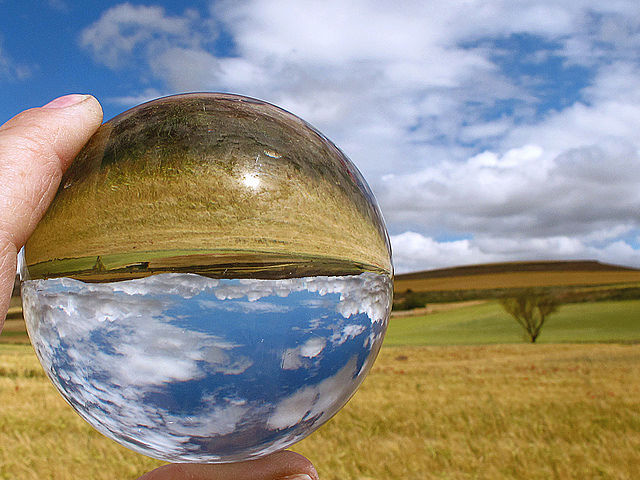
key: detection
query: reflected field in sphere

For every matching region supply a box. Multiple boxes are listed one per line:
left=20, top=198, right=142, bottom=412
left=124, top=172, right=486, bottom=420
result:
left=21, top=93, right=393, bottom=462
left=24, top=93, right=391, bottom=278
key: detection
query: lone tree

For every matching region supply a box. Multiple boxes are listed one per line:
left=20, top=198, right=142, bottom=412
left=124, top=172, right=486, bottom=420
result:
left=499, top=289, right=559, bottom=343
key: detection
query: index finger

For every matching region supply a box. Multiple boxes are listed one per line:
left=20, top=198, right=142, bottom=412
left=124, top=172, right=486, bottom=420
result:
left=0, top=94, right=103, bottom=326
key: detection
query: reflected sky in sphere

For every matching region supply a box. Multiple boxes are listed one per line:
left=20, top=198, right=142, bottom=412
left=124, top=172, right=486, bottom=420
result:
left=22, top=272, right=391, bottom=462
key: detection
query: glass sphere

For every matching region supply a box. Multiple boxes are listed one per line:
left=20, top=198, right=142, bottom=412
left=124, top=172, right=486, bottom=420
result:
left=20, top=93, right=393, bottom=463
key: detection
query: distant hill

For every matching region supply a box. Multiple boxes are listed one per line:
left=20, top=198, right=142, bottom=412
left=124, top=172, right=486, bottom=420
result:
left=396, top=260, right=640, bottom=281
left=394, top=260, right=640, bottom=294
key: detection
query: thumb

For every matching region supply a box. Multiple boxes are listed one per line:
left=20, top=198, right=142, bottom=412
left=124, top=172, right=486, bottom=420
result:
left=0, top=94, right=103, bottom=326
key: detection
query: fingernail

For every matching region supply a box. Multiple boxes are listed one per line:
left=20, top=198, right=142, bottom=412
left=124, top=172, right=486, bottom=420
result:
left=42, top=94, right=92, bottom=109
left=279, top=475, right=313, bottom=480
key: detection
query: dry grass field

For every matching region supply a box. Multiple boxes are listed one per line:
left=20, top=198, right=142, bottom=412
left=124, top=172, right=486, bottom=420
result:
left=24, top=95, right=392, bottom=280
left=395, top=269, right=640, bottom=293
left=394, top=260, right=640, bottom=294
left=395, top=262, right=640, bottom=293
left=2, top=342, right=640, bottom=479
left=392, top=260, right=640, bottom=313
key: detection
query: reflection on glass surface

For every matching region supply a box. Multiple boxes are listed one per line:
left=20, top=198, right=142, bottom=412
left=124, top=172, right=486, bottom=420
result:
left=21, top=93, right=393, bottom=462
left=22, top=272, right=391, bottom=462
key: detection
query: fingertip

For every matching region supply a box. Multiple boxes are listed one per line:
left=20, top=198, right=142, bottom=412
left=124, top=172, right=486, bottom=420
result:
left=39, top=94, right=104, bottom=141
left=272, top=450, right=319, bottom=480
left=42, top=94, right=94, bottom=109
left=42, top=93, right=104, bottom=137
left=137, top=450, right=319, bottom=480
left=77, top=94, right=104, bottom=125
left=35, top=93, right=104, bottom=168
left=0, top=93, right=104, bottom=249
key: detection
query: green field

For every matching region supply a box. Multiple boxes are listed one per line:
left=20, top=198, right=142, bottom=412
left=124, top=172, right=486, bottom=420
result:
left=386, top=299, right=640, bottom=346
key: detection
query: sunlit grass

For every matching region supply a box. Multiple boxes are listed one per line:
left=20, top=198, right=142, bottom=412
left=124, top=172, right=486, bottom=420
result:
left=394, top=270, right=640, bottom=293
left=295, top=343, right=640, bottom=479
left=25, top=149, right=391, bottom=278
left=2, top=343, right=640, bottom=479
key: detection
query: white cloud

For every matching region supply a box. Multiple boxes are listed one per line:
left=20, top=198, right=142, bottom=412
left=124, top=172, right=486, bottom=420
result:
left=281, top=337, right=326, bottom=370
left=330, top=324, right=367, bottom=347
left=392, top=231, right=640, bottom=273
left=391, top=232, right=499, bottom=273
left=22, top=270, right=391, bottom=461
left=267, top=355, right=362, bottom=431
left=80, top=4, right=200, bottom=69
left=80, top=2, right=640, bottom=272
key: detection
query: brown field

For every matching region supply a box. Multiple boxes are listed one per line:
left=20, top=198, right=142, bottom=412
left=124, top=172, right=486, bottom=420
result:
left=390, top=300, right=487, bottom=317
left=394, top=260, right=640, bottom=293
left=0, top=319, right=27, bottom=344
left=1, top=296, right=26, bottom=344
left=2, top=343, right=640, bottom=479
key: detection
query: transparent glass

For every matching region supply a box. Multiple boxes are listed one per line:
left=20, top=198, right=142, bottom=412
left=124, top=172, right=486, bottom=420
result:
left=20, top=93, right=393, bottom=463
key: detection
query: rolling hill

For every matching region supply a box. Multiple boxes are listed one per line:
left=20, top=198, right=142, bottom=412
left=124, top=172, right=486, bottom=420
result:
left=394, top=260, right=640, bottom=295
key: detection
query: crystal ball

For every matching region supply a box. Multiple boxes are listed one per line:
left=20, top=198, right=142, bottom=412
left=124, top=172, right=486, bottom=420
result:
left=20, top=93, right=393, bottom=463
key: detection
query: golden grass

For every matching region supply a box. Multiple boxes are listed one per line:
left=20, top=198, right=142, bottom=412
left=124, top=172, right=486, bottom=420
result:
left=0, top=319, right=27, bottom=344
left=0, top=345, right=162, bottom=479
left=295, top=343, right=640, bottom=479
left=394, top=270, right=640, bottom=293
left=26, top=162, right=389, bottom=275
left=2, top=343, right=640, bottom=479
left=24, top=100, right=392, bottom=277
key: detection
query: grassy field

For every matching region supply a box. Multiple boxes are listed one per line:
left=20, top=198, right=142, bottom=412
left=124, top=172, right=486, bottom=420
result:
left=3, top=258, right=640, bottom=478
left=395, top=269, right=640, bottom=293
left=2, top=342, right=640, bottom=479
left=386, top=299, right=640, bottom=346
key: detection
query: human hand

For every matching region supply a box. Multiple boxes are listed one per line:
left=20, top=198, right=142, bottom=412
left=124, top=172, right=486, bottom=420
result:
left=0, top=94, right=319, bottom=480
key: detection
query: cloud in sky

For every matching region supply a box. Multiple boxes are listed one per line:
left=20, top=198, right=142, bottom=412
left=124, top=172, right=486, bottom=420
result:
left=75, top=1, right=640, bottom=272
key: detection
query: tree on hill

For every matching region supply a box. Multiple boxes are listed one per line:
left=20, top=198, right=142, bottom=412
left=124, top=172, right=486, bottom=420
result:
left=499, top=289, right=559, bottom=343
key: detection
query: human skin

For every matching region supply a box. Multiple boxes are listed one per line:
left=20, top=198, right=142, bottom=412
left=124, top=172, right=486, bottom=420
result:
left=0, top=94, right=318, bottom=480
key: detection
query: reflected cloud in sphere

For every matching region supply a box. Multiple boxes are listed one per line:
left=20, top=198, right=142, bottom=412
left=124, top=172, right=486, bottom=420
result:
left=22, top=272, right=391, bottom=462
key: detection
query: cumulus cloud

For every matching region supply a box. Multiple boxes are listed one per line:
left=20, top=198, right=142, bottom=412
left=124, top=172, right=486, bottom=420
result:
left=392, top=231, right=640, bottom=273
left=80, top=4, right=204, bottom=69
left=384, top=141, right=640, bottom=236
left=22, top=270, right=390, bottom=461
left=267, top=355, right=361, bottom=431
left=80, top=2, right=640, bottom=272
left=391, top=232, right=499, bottom=273
left=281, top=337, right=327, bottom=370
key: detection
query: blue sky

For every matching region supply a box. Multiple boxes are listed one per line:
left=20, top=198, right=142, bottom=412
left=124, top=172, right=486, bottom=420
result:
left=2, top=1, right=640, bottom=273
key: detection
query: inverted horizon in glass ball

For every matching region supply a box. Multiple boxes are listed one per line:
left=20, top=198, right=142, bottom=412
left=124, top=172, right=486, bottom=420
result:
left=20, top=93, right=393, bottom=463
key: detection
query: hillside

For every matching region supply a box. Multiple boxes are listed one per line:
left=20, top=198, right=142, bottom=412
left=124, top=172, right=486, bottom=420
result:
left=394, top=260, right=640, bottom=295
